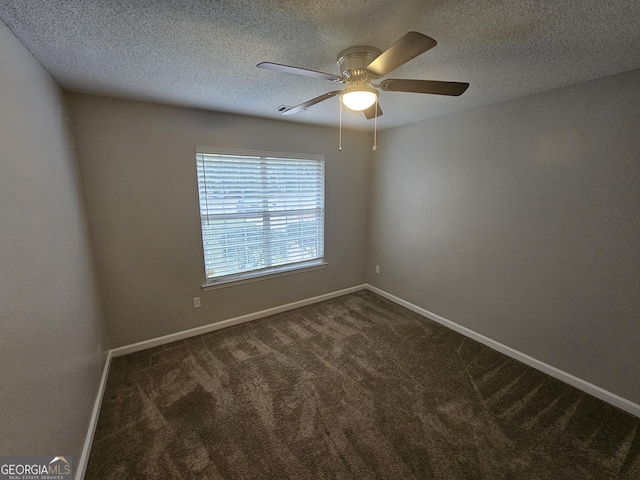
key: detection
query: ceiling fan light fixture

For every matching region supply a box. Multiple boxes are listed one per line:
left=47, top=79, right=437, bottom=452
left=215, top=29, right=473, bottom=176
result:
left=341, top=87, right=378, bottom=111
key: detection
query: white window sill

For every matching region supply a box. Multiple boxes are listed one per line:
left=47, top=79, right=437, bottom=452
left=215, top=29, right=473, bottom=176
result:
left=201, top=261, right=328, bottom=291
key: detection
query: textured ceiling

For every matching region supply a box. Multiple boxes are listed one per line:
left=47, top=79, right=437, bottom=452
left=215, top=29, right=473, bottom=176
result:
left=1, top=0, right=639, bottom=130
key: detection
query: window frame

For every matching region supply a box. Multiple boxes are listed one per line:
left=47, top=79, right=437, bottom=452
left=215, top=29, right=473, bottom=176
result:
left=196, top=146, right=327, bottom=290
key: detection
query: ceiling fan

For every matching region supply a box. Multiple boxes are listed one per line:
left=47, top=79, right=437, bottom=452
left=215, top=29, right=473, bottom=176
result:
left=257, top=32, right=469, bottom=120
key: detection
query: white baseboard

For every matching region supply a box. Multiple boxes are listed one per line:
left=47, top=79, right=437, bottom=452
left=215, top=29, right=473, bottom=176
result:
left=111, top=284, right=367, bottom=357
left=75, top=350, right=112, bottom=480
left=365, top=284, right=640, bottom=419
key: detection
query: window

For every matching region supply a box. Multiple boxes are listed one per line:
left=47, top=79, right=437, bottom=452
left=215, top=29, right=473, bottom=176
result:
left=196, top=147, right=325, bottom=287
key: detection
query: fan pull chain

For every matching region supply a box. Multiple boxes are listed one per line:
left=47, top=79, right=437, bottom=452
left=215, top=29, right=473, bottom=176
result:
left=339, top=97, right=343, bottom=151
left=373, top=98, right=378, bottom=151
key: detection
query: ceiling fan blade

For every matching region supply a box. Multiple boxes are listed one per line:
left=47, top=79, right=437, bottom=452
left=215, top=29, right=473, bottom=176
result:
left=366, top=32, right=437, bottom=77
left=380, top=79, right=469, bottom=96
left=282, top=90, right=341, bottom=115
left=257, top=62, right=341, bottom=82
left=363, top=102, right=383, bottom=119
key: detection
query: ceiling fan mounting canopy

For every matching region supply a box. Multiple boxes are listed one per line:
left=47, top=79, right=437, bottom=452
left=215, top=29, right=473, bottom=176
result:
left=257, top=32, right=469, bottom=119
left=336, top=46, right=382, bottom=79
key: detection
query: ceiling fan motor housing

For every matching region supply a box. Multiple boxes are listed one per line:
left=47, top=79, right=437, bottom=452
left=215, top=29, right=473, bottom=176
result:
left=336, top=46, right=382, bottom=80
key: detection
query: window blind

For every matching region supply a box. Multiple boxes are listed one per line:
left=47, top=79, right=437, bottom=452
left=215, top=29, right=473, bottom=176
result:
left=196, top=148, right=325, bottom=284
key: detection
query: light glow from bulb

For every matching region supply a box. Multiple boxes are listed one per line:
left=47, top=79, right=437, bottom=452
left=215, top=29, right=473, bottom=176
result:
left=341, top=88, right=378, bottom=111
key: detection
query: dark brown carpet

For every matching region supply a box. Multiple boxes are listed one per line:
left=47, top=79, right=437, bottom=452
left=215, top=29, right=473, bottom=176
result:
left=86, top=290, right=640, bottom=479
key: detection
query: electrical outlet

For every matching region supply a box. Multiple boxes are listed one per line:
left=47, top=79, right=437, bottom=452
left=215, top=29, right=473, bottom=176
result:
left=375, top=265, right=380, bottom=274
left=193, top=297, right=201, bottom=308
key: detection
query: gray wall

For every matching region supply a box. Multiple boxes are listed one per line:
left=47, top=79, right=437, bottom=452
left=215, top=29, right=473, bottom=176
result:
left=367, top=69, right=640, bottom=403
left=68, top=95, right=371, bottom=348
left=0, top=21, right=107, bottom=458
